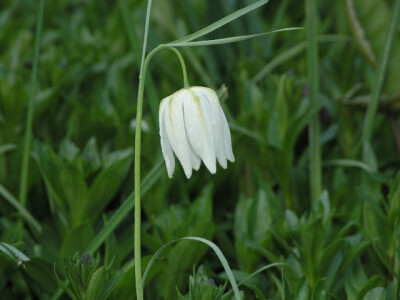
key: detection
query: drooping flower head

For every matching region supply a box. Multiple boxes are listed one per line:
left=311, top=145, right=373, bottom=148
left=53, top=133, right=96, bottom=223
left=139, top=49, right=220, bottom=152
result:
left=159, top=86, right=235, bottom=178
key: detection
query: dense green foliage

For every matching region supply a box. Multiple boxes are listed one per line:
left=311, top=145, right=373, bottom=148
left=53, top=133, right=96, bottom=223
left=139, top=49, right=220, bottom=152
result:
left=1, top=0, right=399, bottom=299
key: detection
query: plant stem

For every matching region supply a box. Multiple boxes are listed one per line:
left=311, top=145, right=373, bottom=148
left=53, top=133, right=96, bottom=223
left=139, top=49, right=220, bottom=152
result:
left=134, top=45, right=188, bottom=300
left=306, top=0, right=322, bottom=205
left=361, top=0, right=400, bottom=148
left=18, top=0, right=46, bottom=239
left=169, top=47, right=190, bottom=88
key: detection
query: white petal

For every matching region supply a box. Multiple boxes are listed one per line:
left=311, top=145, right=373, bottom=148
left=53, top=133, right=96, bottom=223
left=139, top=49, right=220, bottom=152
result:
left=186, top=88, right=217, bottom=174
left=197, top=87, right=228, bottom=168
left=219, top=106, right=235, bottom=162
left=159, top=97, right=175, bottom=177
left=164, top=90, right=193, bottom=178
left=189, top=148, right=201, bottom=170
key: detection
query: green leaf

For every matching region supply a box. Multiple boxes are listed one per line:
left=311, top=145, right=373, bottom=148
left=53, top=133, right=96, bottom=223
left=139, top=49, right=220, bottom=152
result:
left=323, top=159, right=373, bottom=173
left=0, top=184, right=42, bottom=234
left=85, top=159, right=163, bottom=255
left=252, top=34, right=349, bottom=82
left=171, top=0, right=269, bottom=44
left=294, top=277, right=309, bottom=300
left=357, top=275, right=384, bottom=300
left=363, top=287, right=386, bottom=300
left=59, top=164, right=89, bottom=226
left=142, top=236, right=241, bottom=300
left=84, top=149, right=133, bottom=222
left=161, top=222, right=214, bottom=299
left=346, top=0, right=400, bottom=95
left=86, top=267, right=106, bottom=300
left=54, top=264, right=78, bottom=300
left=0, top=144, right=16, bottom=155
left=24, top=257, right=58, bottom=294
left=59, top=223, right=95, bottom=260
left=165, top=28, right=302, bottom=47
left=222, top=263, right=286, bottom=299
left=0, top=242, right=30, bottom=266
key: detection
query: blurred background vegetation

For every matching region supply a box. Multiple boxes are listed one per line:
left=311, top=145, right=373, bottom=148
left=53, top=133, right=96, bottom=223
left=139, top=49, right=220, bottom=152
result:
left=0, top=0, right=399, bottom=299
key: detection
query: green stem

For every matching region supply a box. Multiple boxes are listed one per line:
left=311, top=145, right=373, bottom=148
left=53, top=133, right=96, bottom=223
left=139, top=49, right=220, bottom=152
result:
left=134, top=46, right=188, bottom=300
left=169, top=47, right=190, bottom=88
left=306, top=0, right=322, bottom=205
left=361, top=0, right=400, bottom=148
left=18, top=0, right=46, bottom=239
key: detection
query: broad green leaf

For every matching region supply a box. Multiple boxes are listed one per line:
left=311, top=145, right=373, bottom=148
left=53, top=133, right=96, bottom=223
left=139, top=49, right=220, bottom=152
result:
left=363, top=287, right=386, bottom=300
left=86, top=267, right=106, bottom=300
left=59, top=222, right=95, bottom=260
left=357, top=275, right=384, bottom=300
left=24, top=257, right=58, bottom=294
left=311, top=279, right=326, bottom=300
left=59, top=164, right=89, bottom=226
left=84, top=149, right=133, bottom=223
left=33, top=141, right=68, bottom=213
left=294, top=277, right=309, bottom=300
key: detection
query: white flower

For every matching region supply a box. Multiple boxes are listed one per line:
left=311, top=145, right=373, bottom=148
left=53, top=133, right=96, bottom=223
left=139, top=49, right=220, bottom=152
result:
left=159, top=86, right=235, bottom=178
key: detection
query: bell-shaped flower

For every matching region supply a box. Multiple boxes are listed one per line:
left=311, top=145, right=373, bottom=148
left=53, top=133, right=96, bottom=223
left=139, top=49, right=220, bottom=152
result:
left=159, top=86, right=235, bottom=178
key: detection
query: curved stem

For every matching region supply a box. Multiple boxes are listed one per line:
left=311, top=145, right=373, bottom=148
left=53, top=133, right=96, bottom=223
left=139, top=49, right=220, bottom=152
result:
left=134, top=45, right=188, bottom=300
left=168, top=47, right=190, bottom=88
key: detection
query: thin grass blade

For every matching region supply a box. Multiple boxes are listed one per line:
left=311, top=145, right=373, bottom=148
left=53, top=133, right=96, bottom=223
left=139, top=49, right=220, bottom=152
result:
left=0, top=242, right=30, bottom=265
left=222, top=262, right=286, bottom=299
left=165, top=27, right=302, bottom=47
left=142, top=237, right=241, bottom=300
left=0, top=184, right=42, bottom=234
left=323, top=159, right=373, bottom=173
left=139, top=0, right=153, bottom=76
left=171, top=0, right=269, bottom=44
left=85, top=159, right=163, bottom=254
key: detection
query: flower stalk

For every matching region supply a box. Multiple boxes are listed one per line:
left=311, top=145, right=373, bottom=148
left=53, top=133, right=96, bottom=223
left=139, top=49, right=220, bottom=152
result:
left=134, top=46, right=189, bottom=300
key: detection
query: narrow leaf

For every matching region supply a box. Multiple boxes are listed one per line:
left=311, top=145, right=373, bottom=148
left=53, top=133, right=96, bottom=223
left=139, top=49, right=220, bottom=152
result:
left=323, top=159, right=373, bottom=173
left=142, top=237, right=241, bottom=300
left=0, top=242, right=30, bottom=265
left=85, top=159, right=163, bottom=254
left=171, top=0, right=269, bottom=44
left=0, top=184, right=42, bottom=234
left=165, top=27, right=302, bottom=47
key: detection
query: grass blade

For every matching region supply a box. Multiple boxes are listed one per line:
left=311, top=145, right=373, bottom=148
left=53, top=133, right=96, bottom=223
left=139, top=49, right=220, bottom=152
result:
left=361, top=0, right=400, bottom=152
left=139, top=0, right=153, bottom=76
left=252, top=35, right=349, bottom=83
left=164, top=27, right=302, bottom=47
left=306, top=0, right=322, bottom=205
left=171, top=0, right=268, bottom=44
left=142, top=237, right=241, bottom=300
left=0, top=242, right=30, bottom=265
left=0, top=184, right=42, bottom=234
left=17, top=0, right=46, bottom=238
left=323, top=159, right=373, bottom=173
left=222, top=262, right=286, bottom=299
left=85, top=159, right=163, bottom=254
